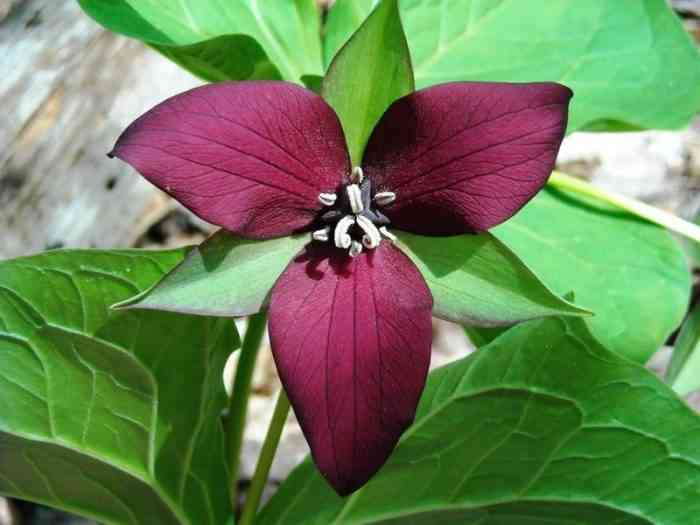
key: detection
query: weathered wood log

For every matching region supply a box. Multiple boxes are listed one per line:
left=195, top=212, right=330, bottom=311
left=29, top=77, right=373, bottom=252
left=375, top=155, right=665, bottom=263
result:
left=0, top=0, right=201, bottom=258
left=674, top=0, right=700, bottom=18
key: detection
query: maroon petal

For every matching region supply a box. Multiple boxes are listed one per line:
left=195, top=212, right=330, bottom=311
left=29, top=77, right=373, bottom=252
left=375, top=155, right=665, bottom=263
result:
left=363, top=82, right=572, bottom=234
left=111, top=81, right=349, bottom=239
left=268, top=242, right=433, bottom=495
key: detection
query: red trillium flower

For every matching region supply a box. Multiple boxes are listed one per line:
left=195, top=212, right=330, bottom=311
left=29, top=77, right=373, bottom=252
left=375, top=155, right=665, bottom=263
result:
left=110, top=80, right=572, bottom=495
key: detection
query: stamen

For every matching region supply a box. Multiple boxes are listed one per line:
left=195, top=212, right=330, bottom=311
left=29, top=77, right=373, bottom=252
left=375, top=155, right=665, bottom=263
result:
left=318, top=192, right=337, bottom=206
left=311, top=226, right=331, bottom=242
left=334, top=215, right=354, bottom=249
left=346, top=184, right=364, bottom=214
left=351, top=166, right=364, bottom=184
left=349, top=240, right=363, bottom=258
left=374, top=191, right=396, bottom=206
left=379, top=226, right=397, bottom=242
left=356, top=215, right=381, bottom=249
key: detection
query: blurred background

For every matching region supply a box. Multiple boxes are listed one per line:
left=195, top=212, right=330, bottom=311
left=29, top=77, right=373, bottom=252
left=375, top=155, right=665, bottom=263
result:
left=1, top=0, right=700, bottom=523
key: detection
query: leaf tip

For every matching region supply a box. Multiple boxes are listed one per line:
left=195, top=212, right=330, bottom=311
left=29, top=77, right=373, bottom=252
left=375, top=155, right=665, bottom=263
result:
left=564, top=301, right=594, bottom=319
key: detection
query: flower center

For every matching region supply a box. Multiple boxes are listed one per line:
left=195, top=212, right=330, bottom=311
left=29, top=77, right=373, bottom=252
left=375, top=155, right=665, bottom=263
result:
left=312, top=166, right=397, bottom=257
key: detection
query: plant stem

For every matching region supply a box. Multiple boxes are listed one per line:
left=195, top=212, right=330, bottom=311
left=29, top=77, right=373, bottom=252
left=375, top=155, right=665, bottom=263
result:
left=549, top=171, right=700, bottom=243
left=225, top=311, right=267, bottom=512
left=238, top=389, right=291, bottom=525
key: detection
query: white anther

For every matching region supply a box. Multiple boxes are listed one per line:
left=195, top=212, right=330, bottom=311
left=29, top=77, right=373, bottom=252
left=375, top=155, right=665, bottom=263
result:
left=318, top=192, right=337, bottom=206
left=374, top=191, right=396, bottom=206
left=311, top=226, right=331, bottom=242
left=351, top=166, right=364, bottom=184
left=346, top=184, right=364, bottom=214
left=356, top=215, right=381, bottom=249
left=349, top=240, right=363, bottom=258
left=334, top=215, right=355, bottom=249
left=379, top=226, right=397, bottom=242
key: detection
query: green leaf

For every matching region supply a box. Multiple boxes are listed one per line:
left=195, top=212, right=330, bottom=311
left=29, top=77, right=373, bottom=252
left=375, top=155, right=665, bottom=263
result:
left=684, top=207, right=700, bottom=266
left=485, top=187, right=691, bottom=363
left=77, top=0, right=322, bottom=82
left=154, top=36, right=282, bottom=83
left=463, top=324, right=507, bottom=348
left=322, top=0, right=377, bottom=67
left=464, top=290, right=579, bottom=348
left=667, top=302, right=700, bottom=396
left=548, top=171, right=700, bottom=246
left=0, top=249, right=239, bottom=524
left=395, top=231, right=590, bottom=325
left=117, top=231, right=308, bottom=317
left=324, top=0, right=700, bottom=132
left=321, top=0, right=414, bottom=166
left=259, top=317, right=700, bottom=525
left=301, top=74, right=323, bottom=93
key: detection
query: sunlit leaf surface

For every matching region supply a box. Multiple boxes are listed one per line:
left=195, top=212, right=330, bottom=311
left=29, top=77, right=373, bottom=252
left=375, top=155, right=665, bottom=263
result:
left=77, top=0, right=323, bottom=82
left=489, top=188, right=691, bottom=363
left=325, top=0, right=700, bottom=132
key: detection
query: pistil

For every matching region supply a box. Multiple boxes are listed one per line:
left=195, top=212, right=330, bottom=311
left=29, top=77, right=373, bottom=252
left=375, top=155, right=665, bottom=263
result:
left=313, top=167, right=397, bottom=257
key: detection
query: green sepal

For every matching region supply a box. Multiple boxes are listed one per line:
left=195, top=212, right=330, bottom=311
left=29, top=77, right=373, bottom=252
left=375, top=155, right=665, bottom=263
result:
left=321, top=0, right=414, bottom=166
left=396, top=231, right=591, bottom=326
left=115, top=231, right=308, bottom=318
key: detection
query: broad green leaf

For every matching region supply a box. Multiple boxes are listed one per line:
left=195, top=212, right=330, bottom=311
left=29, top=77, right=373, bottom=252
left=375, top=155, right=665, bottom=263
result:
left=463, top=290, right=577, bottom=348
left=77, top=0, right=322, bottom=82
left=117, top=231, right=308, bottom=317
left=463, top=324, right=507, bottom=348
left=323, top=0, right=377, bottom=67
left=155, top=36, right=282, bottom=83
left=0, top=249, right=239, bottom=524
left=667, top=302, right=700, bottom=396
left=321, top=0, right=414, bottom=165
left=324, top=0, right=700, bottom=132
left=259, top=317, right=700, bottom=525
left=395, top=231, right=589, bottom=325
left=485, top=187, right=691, bottom=363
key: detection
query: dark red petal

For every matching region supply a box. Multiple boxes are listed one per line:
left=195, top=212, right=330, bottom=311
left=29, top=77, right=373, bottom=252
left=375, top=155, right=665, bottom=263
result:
left=268, top=242, right=433, bottom=495
left=111, top=81, right=349, bottom=239
left=363, top=82, right=572, bottom=234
